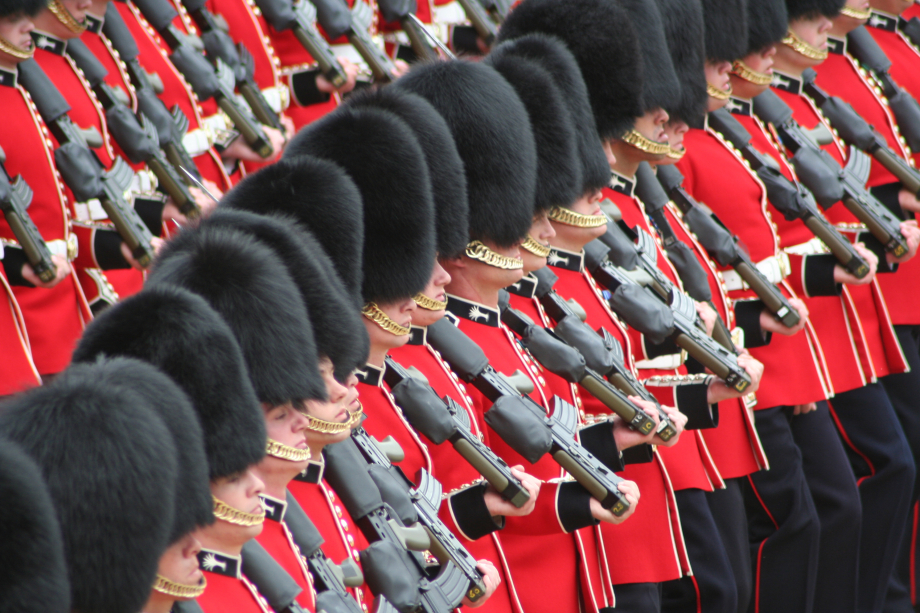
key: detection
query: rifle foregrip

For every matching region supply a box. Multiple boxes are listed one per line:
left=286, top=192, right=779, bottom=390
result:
left=841, top=194, right=908, bottom=257
left=345, top=32, right=394, bottom=83
left=292, top=27, right=347, bottom=87
left=450, top=438, right=530, bottom=508
left=145, top=155, right=200, bottom=218
left=215, top=95, right=274, bottom=158
left=873, top=146, right=920, bottom=197
left=579, top=374, right=651, bottom=435
left=454, top=0, right=496, bottom=44
left=1, top=208, right=56, bottom=282
left=732, top=259, right=800, bottom=328
left=801, top=216, right=871, bottom=278
left=239, top=81, right=283, bottom=131
left=550, top=449, right=628, bottom=515
left=673, top=333, right=750, bottom=393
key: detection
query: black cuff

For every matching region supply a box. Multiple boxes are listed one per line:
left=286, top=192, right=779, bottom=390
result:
left=642, top=334, right=681, bottom=360
left=621, top=444, right=654, bottom=464
left=857, top=231, right=898, bottom=273
left=1, top=247, right=31, bottom=287
left=94, top=229, right=131, bottom=270
left=870, top=182, right=907, bottom=219
left=557, top=481, right=599, bottom=533
left=578, top=422, right=624, bottom=472
left=676, top=383, right=718, bottom=429
left=450, top=25, right=484, bottom=55
left=290, top=69, right=332, bottom=107
left=803, top=253, right=842, bottom=297
left=733, top=299, right=771, bottom=348
left=447, top=483, right=503, bottom=540
left=133, top=197, right=164, bottom=236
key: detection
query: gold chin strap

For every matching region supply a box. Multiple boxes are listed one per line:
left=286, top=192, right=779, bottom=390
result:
left=212, top=495, right=264, bottom=527
left=841, top=6, right=871, bottom=19
left=305, top=404, right=364, bottom=434
left=266, top=438, right=311, bottom=462
left=548, top=206, right=608, bottom=228
left=465, top=240, right=524, bottom=270
left=707, top=82, right=732, bottom=100
left=153, top=574, right=207, bottom=599
left=731, top=60, right=773, bottom=85
left=521, top=235, right=552, bottom=257
left=782, top=29, right=828, bottom=60
left=621, top=129, right=671, bottom=155
left=48, top=0, right=87, bottom=34
left=0, top=35, right=33, bottom=59
left=362, top=302, right=411, bottom=336
left=667, top=146, right=686, bottom=160
left=414, top=292, right=447, bottom=311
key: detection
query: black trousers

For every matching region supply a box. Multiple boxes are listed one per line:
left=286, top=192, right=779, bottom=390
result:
left=608, top=583, right=660, bottom=613
left=828, top=382, right=916, bottom=613
left=708, top=478, right=753, bottom=613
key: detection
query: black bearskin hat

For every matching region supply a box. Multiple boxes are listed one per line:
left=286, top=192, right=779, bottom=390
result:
left=202, top=209, right=369, bottom=380
left=220, top=154, right=365, bottom=307
left=396, top=60, right=536, bottom=248
left=620, top=0, right=682, bottom=113
left=486, top=42, right=582, bottom=213
left=656, top=0, right=708, bottom=127
left=0, top=439, right=69, bottom=613
left=149, top=225, right=327, bottom=403
left=747, top=0, right=788, bottom=53
left=785, top=0, right=844, bottom=20
left=0, top=359, right=178, bottom=613
left=0, top=0, right=44, bottom=17
left=700, top=0, right=749, bottom=62
left=497, top=0, right=643, bottom=140
left=345, top=88, right=470, bottom=259
left=286, top=107, right=436, bottom=303
left=72, top=285, right=266, bottom=481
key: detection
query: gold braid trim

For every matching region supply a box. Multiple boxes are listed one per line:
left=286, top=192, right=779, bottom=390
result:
left=0, top=34, right=33, bottom=59
left=153, top=574, right=207, bottom=599
left=667, top=146, right=686, bottom=160
left=266, top=439, right=311, bottom=462
left=305, top=404, right=364, bottom=434
left=212, top=496, right=265, bottom=527
left=521, top=235, right=552, bottom=257
left=465, top=240, right=524, bottom=270
left=841, top=6, right=871, bottom=19
left=547, top=206, right=608, bottom=228
left=707, top=83, right=732, bottom=100
left=414, top=293, right=447, bottom=311
left=731, top=60, right=772, bottom=85
left=48, top=0, right=87, bottom=34
left=782, top=29, right=828, bottom=60
left=362, top=302, right=411, bottom=336
left=621, top=129, right=672, bottom=155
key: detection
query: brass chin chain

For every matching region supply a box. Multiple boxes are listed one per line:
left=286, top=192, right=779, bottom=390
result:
left=153, top=574, right=207, bottom=599
left=362, top=302, right=411, bottom=336
left=707, top=82, right=732, bottom=100
left=731, top=60, right=773, bottom=85
left=667, top=146, right=686, bottom=160
left=212, top=495, right=265, bottom=527
left=841, top=5, right=871, bottom=19
left=521, top=235, right=552, bottom=257
left=305, top=404, right=363, bottom=434
left=548, top=206, right=609, bottom=228
left=266, top=438, right=312, bottom=462
left=48, top=0, right=87, bottom=34
left=621, top=129, right=672, bottom=155
left=0, top=35, right=32, bottom=59
left=782, top=29, right=828, bottom=60
left=465, top=240, right=524, bottom=270
left=413, top=292, right=447, bottom=311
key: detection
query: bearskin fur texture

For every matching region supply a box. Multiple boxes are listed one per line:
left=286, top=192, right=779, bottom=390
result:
left=700, top=0, right=749, bottom=61
left=656, top=0, right=708, bottom=127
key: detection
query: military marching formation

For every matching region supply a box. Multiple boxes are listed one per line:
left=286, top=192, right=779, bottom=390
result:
left=6, top=0, right=920, bottom=611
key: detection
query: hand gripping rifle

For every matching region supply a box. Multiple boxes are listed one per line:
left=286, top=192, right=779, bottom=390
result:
left=707, top=107, right=871, bottom=278
left=0, top=150, right=57, bottom=283
left=752, top=88, right=909, bottom=257
left=313, top=0, right=397, bottom=84
left=17, top=59, right=157, bottom=267
left=583, top=241, right=752, bottom=393
left=323, top=438, right=469, bottom=613
left=254, top=0, right=348, bottom=88
left=381, top=356, right=531, bottom=507
left=132, top=0, right=275, bottom=158
left=424, top=317, right=631, bottom=514
left=241, top=540, right=310, bottom=613
left=652, top=161, right=801, bottom=328
left=376, top=0, right=438, bottom=62
left=64, top=39, right=200, bottom=218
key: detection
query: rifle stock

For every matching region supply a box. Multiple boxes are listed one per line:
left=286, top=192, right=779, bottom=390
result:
left=0, top=162, right=56, bottom=283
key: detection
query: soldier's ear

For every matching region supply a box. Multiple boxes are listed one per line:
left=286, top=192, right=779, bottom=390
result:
left=439, top=254, right=467, bottom=269
left=602, top=140, right=617, bottom=167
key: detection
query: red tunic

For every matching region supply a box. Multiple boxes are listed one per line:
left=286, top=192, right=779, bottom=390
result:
left=255, top=495, right=318, bottom=610
left=197, top=550, right=275, bottom=613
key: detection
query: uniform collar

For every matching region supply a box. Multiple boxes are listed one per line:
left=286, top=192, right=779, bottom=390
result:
left=30, top=31, right=67, bottom=55
left=0, top=66, right=16, bottom=88
left=84, top=12, right=104, bottom=33
left=355, top=363, right=384, bottom=387
left=725, top=96, right=753, bottom=116
left=771, top=70, right=802, bottom=95
left=868, top=9, right=899, bottom=31
left=608, top=170, right=635, bottom=197
left=197, top=549, right=241, bottom=578
left=505, top=273, right=538, bottom=298
left=293, top=459, right=325, bottom=484
left=407, top=325, right=427, bottom=346
left=445, top=294, right=501, bottom=328
left=827, top=35, right=846, bottom=55
left=259, top=494, right=286, bottom=522
left=546, top=246, right=585, bottom=273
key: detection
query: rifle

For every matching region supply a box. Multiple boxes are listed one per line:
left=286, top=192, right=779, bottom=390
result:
left=707, top=107, right=871, bottom=278
left=241, top=540, right=310, bottom=613
left=132, top=0, right=275, bottom=158
left=847, top=25, right=920, bottom=152
left=652, top=161, right=801, bottom=327
left=583, top=242, right=752, bottom=393
left=0, top=151, right=57, bottom=283
left=382, top=356, right=531, bottom=507
left=64, top=39, right=201, bottom=218
left=323, top=438, right=469, bottom=613
left=17, top=59, right=157, bottom=267
left=425, top=318, right=631, bottom=514
left=377, top=0, right=438, bottom=61
left=254, top=0, right=348, bottom=88
left=454, top=0, right=497, bottom=46
left=313, top=0, right=397, bottom=83
left=752, top=88, right=909, bottom=257
left=801, top=68, right=920, bottom=197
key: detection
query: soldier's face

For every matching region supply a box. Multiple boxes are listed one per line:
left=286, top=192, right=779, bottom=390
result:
left=301, top=357, right=354, bottom=446
left=262, top=400, right=311, bottom=473
left=730, top=47, right=777, bottom=99
left=154, top=534, right=204, bottom=599
left=364, top=297, right=417, bottom=351
left=869, top=0, right=914, bottom=15
left=658, top=120, right=690, bottom=167
left=413, top=259, right=452, bottom=327
left=466, top=239, right=525, bottom=291
left=209, top=469, right=265, bottom=542
left=61, top=0, right=91, bottom=21
left=833, top=0, right=871, bottom=34
left=705, top=60, right=733, bottom=111
left=0, top=13, right=34, bottom=64
left=549, top=190, right=607, bottom=252
left=778, top=15, right=832, bottom=70
left=520, top=212, right=556, bottom=274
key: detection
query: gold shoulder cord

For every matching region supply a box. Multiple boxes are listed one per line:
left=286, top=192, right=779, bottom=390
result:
left=362, top=302, right=411, bottom=336
left=548, top=206, right=608, bottom=228
left=521, top=235, right=552, bottom=257
left=707, top=82, right=732, bottom=100
left=840, top=6, right=871, bottom=19
left=266, top=439, right=312, bottom=462
left=305, top=404, right=364, bottom=434
left=0, top=35, right=32, bottom=59
left=465, top=240, right=524, bottom=270
left=48, top=0, right=87, bottom=34
left=212, top=495, right=265, bottom=527
left=622, top=129, right=672, bottom=155
left=153, top=575, right=207, bottom=599
left=782, top=29, right=828, bottom=61
left=731, top=60, right=772, bottom=85
left=414, top=292, right=448, bottom=311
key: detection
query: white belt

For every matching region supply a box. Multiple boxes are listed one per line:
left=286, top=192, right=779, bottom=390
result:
left=784, top=236, right=830, bottom=257
left=635, top=352, right=686, bottom=370
left=329, top=43, right=370, bottom=72
left=181, top=126, right=215, bottom=158
left=432, top=1, right=467, bottom=25
left=46, top=236, right=78, bottom=261
left=721, top=253, right=790, bottom=291
left=74, top=170, right=160, bottom=223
